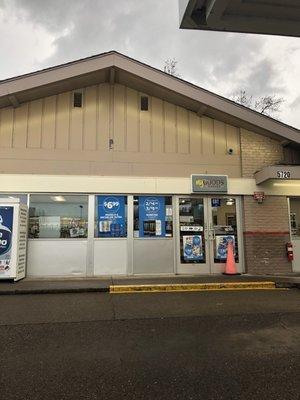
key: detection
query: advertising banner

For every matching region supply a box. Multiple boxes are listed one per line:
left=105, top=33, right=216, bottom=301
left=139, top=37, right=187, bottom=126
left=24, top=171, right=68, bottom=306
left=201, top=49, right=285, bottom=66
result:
left=139, top=196, right=166, bottom=237
left=97, top=196, right=126, bottom=237
left=0, top=206, right=14, bottom=276
left=183, top=235, right=203, bottom=261
left=215, top=235, right=235, bottom=260
left=211, top=198, right=221, bottom=207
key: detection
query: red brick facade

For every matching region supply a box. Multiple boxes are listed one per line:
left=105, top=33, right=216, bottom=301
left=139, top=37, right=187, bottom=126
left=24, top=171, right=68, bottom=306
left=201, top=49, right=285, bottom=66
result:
left=240, top=129, right=292, bottom=274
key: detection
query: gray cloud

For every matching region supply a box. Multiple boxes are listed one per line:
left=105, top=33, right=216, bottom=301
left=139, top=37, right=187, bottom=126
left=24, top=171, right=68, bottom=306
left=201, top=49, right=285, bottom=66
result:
left=237, top=58, right=286, bottom=97
left=1, top=0, right=300, bottom=127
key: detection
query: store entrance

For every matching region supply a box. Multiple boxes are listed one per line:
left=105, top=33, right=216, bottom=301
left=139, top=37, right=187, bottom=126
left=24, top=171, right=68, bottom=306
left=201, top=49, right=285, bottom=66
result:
left=176, top=196, right=243, bottom=274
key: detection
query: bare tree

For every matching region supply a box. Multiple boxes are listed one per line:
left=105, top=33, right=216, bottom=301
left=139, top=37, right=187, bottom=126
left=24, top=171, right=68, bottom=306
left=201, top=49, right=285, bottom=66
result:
left=230, top=89, right=284, bottom=118
left=164, top=58, right=180, bottom=77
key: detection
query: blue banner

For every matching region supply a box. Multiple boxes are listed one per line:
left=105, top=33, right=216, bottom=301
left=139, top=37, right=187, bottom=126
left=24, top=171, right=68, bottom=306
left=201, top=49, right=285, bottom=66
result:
left=97, top=196, right=126, bottom=237
left=211, top=198, right=221, bottom=207
left=183, top=235, right=203, bottom=261
left=138, top=196, right=166, bottom=237
left=215, top=235, right=235, bottom=260
left=0, top=206, right=14, bottom=274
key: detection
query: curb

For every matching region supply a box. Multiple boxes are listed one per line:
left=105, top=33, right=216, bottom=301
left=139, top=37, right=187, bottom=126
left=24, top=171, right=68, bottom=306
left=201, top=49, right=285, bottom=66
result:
left=110, top=281, right=277, bottom=293
left=0, top=287, right=109, bottom=295
left=0, top=281, right=298, bottom=296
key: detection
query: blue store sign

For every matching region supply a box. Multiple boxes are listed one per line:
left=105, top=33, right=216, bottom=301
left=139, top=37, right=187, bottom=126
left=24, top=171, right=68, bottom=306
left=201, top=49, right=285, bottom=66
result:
left=0, top=207, right=14, bottom=271
left=97, top=196, right=126, bottom=237
left=139, top=196, right=165, bottom=237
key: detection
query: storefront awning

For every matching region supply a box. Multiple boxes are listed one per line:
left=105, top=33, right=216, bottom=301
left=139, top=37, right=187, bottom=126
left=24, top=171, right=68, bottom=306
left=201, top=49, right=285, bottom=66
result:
left=255, top=165, right=300, bottom=185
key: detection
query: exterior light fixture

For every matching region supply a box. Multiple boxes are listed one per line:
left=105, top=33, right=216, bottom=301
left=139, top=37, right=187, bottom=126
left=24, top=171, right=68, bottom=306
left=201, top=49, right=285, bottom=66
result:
left=51, top=196, right=66, bottom=202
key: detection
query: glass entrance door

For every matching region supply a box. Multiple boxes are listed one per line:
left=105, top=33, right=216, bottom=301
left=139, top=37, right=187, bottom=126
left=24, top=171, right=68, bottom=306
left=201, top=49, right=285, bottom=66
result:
left=176, top=197, right=210, bottom=274
left=176, top=196, right=243, bottom=274
left=208, top=197, right=243, bottom=274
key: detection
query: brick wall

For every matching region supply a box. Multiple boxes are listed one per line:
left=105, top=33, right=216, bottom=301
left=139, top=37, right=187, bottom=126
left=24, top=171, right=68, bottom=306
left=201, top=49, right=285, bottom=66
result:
left=243, top=196, right=292, bottom=275
left=240, top=128, right=284, bottom=178
left=240, top=129, right=291, bottom=274
left=243, top=196, right=289, bottom=232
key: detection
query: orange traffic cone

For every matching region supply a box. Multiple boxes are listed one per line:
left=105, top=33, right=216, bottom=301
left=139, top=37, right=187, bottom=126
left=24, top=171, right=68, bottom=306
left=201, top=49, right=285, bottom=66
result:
left=223, top=240, right=241, bottom=275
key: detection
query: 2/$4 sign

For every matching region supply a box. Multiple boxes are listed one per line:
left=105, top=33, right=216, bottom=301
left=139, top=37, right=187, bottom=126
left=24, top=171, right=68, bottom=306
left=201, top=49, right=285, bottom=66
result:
left=191, top=174, right=228, bottom=193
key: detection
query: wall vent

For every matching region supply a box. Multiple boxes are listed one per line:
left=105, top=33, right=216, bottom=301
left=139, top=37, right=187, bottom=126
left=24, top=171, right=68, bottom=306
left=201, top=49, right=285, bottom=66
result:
left=73, top=91, right=83, bottom=108
left=140, top=96, right=149, bottom=111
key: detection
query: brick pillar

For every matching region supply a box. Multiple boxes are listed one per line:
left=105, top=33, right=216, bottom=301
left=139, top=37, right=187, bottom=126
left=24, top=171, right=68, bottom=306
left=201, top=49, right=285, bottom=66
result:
left=243, top=196, right=292, bottom=275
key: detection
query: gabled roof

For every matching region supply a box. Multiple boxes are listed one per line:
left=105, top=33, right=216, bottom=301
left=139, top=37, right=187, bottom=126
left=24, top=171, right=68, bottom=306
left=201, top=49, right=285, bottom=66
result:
left=0, top=50, right=299, bottom=144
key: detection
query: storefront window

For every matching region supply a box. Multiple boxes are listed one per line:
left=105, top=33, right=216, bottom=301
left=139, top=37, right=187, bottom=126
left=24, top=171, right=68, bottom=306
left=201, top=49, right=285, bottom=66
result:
left=0, top=194, right=28, bottom=205
left=95, top=195, right=127, bottom=238
left=134, top=196, right=173, bottom=238
left=29, top=195, right=88, bottom=239
left=290, top=198, right=300, bottom=237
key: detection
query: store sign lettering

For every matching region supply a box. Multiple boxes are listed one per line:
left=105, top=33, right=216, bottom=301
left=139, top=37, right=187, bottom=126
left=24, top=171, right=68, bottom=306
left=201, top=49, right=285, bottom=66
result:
left=144, top=198, right=160, bottom=213
left=191, top=175, right=228, bottom=193
left=103, top=198, right=120, bottom=212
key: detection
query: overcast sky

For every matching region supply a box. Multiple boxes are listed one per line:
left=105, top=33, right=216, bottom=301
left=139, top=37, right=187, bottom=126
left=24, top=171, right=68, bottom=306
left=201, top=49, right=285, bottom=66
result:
left=0, top=0, right=300, bottom=128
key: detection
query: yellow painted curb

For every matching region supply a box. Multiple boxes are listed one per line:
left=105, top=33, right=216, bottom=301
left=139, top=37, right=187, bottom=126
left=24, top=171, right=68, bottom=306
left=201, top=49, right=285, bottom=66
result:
left=109, top=281, right=276, bottom=293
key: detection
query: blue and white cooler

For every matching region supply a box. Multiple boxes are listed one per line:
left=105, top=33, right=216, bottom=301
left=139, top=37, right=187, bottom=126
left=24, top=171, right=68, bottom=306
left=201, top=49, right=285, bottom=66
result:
left=0, top=198, right=28, bottom=281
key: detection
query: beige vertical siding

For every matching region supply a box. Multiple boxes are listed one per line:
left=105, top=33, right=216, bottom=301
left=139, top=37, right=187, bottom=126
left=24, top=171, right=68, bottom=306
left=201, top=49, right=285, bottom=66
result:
left=126, top=87, right=139, bottom=152
left=139, top=95, right=151, bottom=153
left=42, top=96, right=56, bottom=149
left=97, top=83, right=110, bottom=151
left=113, top=84, right=126, bottom=151
left=0, top=108, right=13, bottom=148
left=70, top=91, right=83, bottom=150
left=177, top=106, right=189, bottom=154
left=151, top=97, right=164, bottom=153
left=56, top=92, right=70, bottom=150
left=164, top=102, right=177, bottom=153
left=13, top=103, right=28, bottom=148
left=27, top=99, right=43, bottom=148
left=189, top=111, right=202, bottom=155
left=0, top=82, right=242, bottom=177
left=83, top=85, right=97, bottom=151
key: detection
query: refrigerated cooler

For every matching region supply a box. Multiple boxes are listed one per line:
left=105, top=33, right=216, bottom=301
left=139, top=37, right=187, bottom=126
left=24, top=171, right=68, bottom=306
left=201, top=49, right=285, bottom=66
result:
left=0, top=198, right=28, bottom=281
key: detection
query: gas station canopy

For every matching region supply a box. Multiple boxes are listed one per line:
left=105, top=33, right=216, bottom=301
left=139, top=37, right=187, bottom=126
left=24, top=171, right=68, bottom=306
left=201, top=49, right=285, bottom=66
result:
left=179, top=0, right=300, bottom=37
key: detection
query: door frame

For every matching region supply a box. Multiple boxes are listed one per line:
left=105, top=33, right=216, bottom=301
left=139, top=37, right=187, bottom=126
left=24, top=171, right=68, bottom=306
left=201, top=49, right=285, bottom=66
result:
left=175, top=195, right=244, bottom=275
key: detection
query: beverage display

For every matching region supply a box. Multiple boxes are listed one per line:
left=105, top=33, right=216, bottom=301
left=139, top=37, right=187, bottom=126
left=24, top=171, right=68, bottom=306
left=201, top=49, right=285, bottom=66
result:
left=0, top=210, right=13, bottom=275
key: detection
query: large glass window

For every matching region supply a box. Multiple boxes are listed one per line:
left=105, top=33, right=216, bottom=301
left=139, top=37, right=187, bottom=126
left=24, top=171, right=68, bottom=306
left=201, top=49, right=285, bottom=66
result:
left=0, top=194, right=28, bottom=205
left=290, top=198, right=300, bottom=237
left=134, top=196, right=173, bottom=238
left=29, top=195, right=88, bottom=239
left=95, top=195, right=127, bottom=238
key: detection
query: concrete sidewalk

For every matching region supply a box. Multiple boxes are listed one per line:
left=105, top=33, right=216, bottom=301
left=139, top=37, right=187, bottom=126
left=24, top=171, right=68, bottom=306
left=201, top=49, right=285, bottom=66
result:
left=0, top=273, right=299, bottom=295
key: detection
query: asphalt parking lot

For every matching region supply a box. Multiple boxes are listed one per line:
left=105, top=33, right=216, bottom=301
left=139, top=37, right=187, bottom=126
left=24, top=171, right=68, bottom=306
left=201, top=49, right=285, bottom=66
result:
left=0, top=289, right=299, bottom=400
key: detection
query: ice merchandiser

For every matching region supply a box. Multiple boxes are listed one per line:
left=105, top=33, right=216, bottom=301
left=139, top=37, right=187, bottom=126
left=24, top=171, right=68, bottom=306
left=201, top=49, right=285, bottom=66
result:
left=0, top=198, right=28, bottom=281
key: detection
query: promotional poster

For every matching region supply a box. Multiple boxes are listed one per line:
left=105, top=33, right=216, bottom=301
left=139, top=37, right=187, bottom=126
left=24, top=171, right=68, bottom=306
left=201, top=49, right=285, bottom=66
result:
left=183, top=235, right=203, bottom=261
left=215, top=235, right=235, bottom=260
left=97, top=196, right=126, bottom=237
left=0, top=206, right=14, bottom=276
left=138, top=197, right=166, bottom=237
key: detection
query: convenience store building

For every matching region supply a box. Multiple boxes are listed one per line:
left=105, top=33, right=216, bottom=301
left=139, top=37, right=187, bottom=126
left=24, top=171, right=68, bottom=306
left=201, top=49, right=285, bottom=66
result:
left=0, top=51, right=300, bottom=277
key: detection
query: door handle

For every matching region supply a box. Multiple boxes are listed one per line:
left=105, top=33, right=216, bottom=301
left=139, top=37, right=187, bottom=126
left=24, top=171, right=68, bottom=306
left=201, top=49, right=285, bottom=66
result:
left=208, top=229, right=215, bottom=241
left=204, top=223, right=208, bottom=240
